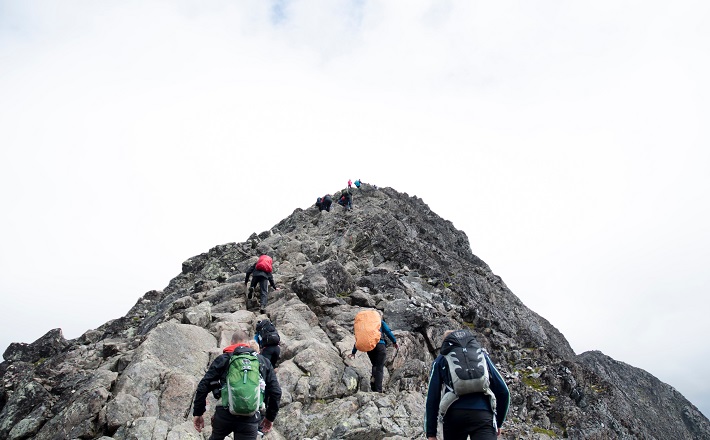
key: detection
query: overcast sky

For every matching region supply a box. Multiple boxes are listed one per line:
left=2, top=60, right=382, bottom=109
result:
left=1, top=0, right=708, bottom=418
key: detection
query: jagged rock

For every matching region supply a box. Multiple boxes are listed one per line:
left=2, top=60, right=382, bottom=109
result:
left=2, top=328, right=68, bottom=363
left=33, top=369, right=116, bottom=439
left=0, top=378, right=52, bottom=439
left=181, top=301, right=211, bottom=327
left=113, top=416, right=170, bottom=440
left=1, top=186, right=708, bottom=439
left=114, top=322, right=214, bottom=411
left=106, top=392, right=143, bottom=430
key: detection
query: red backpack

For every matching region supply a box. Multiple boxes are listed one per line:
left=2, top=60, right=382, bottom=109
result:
left=255, top=255, right=273, bottom=273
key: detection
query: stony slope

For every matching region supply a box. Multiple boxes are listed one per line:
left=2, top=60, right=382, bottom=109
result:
left=1, top=185, right=708, bottom=439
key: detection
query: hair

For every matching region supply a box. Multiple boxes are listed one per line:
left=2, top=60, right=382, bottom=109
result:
left=231, top=328, right=250, bottom=344
left=442, top=330, right=455, bottom=341
left=249, top=340, right=260, bottom=352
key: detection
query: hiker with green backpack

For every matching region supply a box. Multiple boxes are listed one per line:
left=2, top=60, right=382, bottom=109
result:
left=424, top=329, right=510, bottom=440
left=193, top=328, right=282, bottom=439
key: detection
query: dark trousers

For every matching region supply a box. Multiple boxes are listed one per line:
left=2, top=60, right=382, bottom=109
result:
left=442, top=409, right=496, bottom=440
left=209, top=406, right=259, bottom=440
left=249, top=276, right=269, bottom=308
left=366, top=343, right=387, bottom=392
left=261, top=345, right=280, bottom=368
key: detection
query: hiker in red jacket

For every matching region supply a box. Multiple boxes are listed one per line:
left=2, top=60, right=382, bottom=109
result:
left=245, top=255, right=279, bottom=314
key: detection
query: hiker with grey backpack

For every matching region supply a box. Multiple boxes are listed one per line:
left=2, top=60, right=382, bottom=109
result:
left=193, top=328, right=282, bottom=440
left=424, top=329, right=510, bottom=440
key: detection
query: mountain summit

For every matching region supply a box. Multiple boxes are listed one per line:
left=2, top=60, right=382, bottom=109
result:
left=2, top=185, right=708, bottom=439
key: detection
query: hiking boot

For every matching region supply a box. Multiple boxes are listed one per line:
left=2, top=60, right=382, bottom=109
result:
left=248, top=287, right=254, bottom=300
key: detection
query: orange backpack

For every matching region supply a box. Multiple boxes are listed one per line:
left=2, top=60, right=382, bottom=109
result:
left=255, top=255, right=273, bottom=273
left=354, top=310, right=381, bottom=352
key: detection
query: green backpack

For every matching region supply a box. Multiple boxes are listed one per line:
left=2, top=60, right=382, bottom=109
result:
left=221, top=352, right=263, bottom=416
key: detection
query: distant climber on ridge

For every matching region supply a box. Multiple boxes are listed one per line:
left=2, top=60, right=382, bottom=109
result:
left=337, top=191, right=352, bottom=211
left=245, top=255, right=279, bottom=314
left=321, top=194, right=332, bottom=212
left=354, top=179, right=361, bottom=189
left=316, top=194, right=332, bottom=212
left=347, top=309, right=398, bottom=393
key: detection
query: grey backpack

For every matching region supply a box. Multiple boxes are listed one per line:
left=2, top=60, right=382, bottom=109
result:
left=438, top=330, right=497, bottom=420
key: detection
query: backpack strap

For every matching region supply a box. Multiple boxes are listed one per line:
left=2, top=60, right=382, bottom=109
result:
left=438, top=362, right=458, bottom=421
left=438, top=384, right=458, bottom=422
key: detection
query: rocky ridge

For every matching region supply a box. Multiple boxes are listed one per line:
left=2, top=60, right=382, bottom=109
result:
left=1, top=185, right=709, bottom=439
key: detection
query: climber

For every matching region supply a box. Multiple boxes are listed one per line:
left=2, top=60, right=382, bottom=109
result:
left=347, top=310, right=398, bottom=392
left=337, top=191, right=352, bottom=211
left=315, top=196, right=323, bottom=211
left=354, top=179, right=361, bottom=189
left=193, top=328, right=282, bottom=440
left=322, top=194, right=332, bottom=212
left=424, top=329, right=510, bottom=440
left=255, top=318, right=281, bottom=369
left=348, top=178, right=352, bottom=189
left=245, top=255, right=279, bottom=314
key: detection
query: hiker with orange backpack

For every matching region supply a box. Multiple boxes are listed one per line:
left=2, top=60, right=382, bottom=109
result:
left=245, top=255, right=279, bottom=314
left=347, top=309, right=398, bottom=392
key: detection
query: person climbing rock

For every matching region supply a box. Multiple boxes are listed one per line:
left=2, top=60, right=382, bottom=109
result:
left=322, top=194, right=332, bottom=212
left=316, top=194, right=333, bottom=212
left=354, top=179, right=361, bottom=189
left=347, top=309, right=398, bottom=392
left=245, top=255, right=279, bottom=314
left=337, top=191, right=352, bottom=211
left=255, top=318, right=281, bottom=369
left=424, top=329, right=510, bottom=440
left=344, top=191, right=352, bottom=210
left=193, top=328, right=282, bottom=440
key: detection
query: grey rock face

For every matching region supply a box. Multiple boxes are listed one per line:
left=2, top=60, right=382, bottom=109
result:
left=2, top=328, right=68, bottom=363
left=1, top=185, right=708, bottom=439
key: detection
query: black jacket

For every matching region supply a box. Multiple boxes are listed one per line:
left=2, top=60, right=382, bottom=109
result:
left=245, top=264, right=276, bottom=288
left=193, top=344, right=282, bottom=422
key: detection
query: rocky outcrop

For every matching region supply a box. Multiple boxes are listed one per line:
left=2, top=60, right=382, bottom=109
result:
left=1, top=185, right=708, bottom=439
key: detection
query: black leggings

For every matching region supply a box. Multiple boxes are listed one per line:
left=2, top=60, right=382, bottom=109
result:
left=442, top=409, right=496, bottom=440
left=366, top=343, right=387, bottom=392
left=261, top=345, right=280, bottom=369
left=249, top=277, right=269, bottom=308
